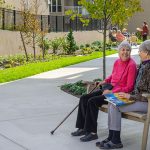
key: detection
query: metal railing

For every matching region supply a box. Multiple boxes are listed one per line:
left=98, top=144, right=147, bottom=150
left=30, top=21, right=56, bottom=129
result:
left=0, top=7, right=102, bottom=32
left=64, top=6, right=89, bottom=15
left=64, top=6, right=82, bottom=14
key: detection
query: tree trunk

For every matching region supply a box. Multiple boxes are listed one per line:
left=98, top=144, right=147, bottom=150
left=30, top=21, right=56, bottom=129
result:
left=20, top=31, right=28, bottom=61
left=33, top=32, right=36, bottom=60
left=102, top=18, right=107, bottom=80
left=41, top=35, right=45, bottom=60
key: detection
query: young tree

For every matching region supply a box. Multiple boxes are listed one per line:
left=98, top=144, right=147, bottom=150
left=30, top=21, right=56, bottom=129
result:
left=66, top=29, right=77, bottom=54
left=19, top=0, right=46, bottom=61
left=67, top=0, right=142, bottom=79
left=38, top=31, right=49, bottom=60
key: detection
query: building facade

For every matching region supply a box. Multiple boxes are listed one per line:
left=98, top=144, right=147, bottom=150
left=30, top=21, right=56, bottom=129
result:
left=126, top=0, right=150, bottom=32
left=5, top=0, right=82, bottom=15
left=2, top=0, right=91, bottom=32
left=4, top=0, right=150, bottom=32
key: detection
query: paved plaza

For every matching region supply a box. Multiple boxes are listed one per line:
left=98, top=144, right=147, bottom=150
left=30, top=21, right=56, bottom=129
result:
left=0, top=46, right=149, bottom=150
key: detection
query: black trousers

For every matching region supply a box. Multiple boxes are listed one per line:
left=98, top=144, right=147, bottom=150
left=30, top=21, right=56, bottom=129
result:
left=75, top=89, right=108, bottom=133
left=143, top=35, right=147, bottom=41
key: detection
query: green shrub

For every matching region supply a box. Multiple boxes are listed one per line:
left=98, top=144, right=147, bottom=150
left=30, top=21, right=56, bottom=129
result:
left=95, top=48, right=100, bottom=51
left=74, top=80, right=85, bottom=86
left=61, top=83, right=72, bottom=90
left=0, top=51, right=117, bottom=83
left=74, top=86, right=86, bottom=95
left=4, top=64, right=12, bottom=68
left=91, top=41, right=102, bottom=47
left=50, top=37, right=63, bottom=54
left=80, top=44, right=84, bottom=49
left=106, top=42, right=111, bottom=50
left=81, top=47, right=93, bottom=55
left=111, top=42, right=117, bottom=47
left=65, top=29, right=77, bottom=54
left=74, top=45, right=79, bottom=50
left=38, top=38, right=51, bottom=55
left=85, top=43, right=90, bottom=47
left=61, top=80, right=86, bottom=95
left=61, top=79, right=106, bottom=96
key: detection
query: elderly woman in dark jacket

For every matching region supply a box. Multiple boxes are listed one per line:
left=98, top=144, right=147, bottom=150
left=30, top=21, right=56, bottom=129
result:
left=97, top=40, right=150, bottom=149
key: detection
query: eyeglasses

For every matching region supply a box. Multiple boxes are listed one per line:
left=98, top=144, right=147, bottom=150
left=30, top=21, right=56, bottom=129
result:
left=120, top=48, right=131, bottom=52
left=138, top=49, right=147, bottom=53
left=138, top=49, right=150, bottom=55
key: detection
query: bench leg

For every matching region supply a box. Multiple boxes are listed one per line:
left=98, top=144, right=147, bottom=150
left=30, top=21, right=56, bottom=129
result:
left=141, top=118, right=150, bottom=150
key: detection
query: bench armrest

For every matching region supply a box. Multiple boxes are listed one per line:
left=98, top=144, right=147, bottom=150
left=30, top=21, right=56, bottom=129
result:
left=142, top=93, right=150, bottom=120
left=86, top=81, right=95, bottom=94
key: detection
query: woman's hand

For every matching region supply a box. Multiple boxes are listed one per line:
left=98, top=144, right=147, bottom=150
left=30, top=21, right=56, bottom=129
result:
left=103, top=89, right=112, bottom=95
left=118, top=92, right=130, bottom=99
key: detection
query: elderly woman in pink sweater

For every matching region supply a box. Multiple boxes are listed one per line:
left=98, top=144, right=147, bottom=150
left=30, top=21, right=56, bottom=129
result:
left=71, top=41, right=137, bottom=142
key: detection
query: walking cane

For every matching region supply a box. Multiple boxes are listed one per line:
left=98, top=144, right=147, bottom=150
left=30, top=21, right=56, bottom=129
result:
left=50, top=84, right=98, bottom=135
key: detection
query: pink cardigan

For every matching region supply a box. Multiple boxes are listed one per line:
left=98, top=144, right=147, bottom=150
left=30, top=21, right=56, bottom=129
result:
left=105, top=58, right=137, bottom=93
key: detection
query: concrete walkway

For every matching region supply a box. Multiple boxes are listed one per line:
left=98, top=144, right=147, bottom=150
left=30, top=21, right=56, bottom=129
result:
left=0, top=46, right=149, bottom=150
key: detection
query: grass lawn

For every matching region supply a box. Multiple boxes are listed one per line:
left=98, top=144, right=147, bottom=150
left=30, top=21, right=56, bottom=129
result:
left=0, top=50, right=117, bottom=83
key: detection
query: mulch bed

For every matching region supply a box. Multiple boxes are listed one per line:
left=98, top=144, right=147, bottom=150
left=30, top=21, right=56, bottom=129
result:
left=60, top=80, right=99, bottom=98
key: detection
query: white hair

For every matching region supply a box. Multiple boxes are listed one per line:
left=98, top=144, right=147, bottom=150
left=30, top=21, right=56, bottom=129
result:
left=118, top=41, right=132, bottom=51
left=139, top=40, right=150, bottom=54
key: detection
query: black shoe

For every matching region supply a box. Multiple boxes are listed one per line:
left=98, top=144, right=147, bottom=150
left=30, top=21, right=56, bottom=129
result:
left=96, top=138, right=110, bottom=147
left=80, top=133, right=98, bottom=142
left=71, top=129, right=86, bottom=136
left=99, top=141, right=123, bottom=149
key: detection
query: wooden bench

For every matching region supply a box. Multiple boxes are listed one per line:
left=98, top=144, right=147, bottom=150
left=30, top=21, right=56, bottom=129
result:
left=86, top=82, right=150, bottom=150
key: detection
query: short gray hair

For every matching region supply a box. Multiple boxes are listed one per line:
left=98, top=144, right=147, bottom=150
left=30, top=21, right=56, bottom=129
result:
left=139, top=40, right=150, bottom=55
left=118, top=41, right=131, bottom=51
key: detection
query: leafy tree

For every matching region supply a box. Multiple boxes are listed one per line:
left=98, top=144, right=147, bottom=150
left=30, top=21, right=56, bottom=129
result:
left=67, top=0, right=142, bottom=79
left=19, top=0, right=47, bottom=61
left=18, top=9, right=41, bottom=61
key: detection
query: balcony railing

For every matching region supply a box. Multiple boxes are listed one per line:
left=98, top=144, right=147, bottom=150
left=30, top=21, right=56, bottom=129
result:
left=0, top=7, right=102, bottom=32
left=64, top=6, right=89, bottom=15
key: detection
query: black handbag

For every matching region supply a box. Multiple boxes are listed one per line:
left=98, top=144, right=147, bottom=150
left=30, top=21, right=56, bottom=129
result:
left=100, top=83, right=113, bottom=92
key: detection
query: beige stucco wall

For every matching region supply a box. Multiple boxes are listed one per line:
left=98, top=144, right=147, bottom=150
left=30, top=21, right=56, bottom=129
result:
left=128, top=0, right=150, bottom=32
left=5, top=0, right=49, bottom=15
left=0, top=30, right=103, bottom=56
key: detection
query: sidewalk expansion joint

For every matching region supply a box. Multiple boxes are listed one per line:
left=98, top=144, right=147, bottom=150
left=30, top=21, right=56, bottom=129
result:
left=0, top=133, right=29, bottom=150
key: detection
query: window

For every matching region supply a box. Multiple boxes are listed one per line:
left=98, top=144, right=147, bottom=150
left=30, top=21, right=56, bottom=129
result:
left=24, top=0, right=29, bottom=10
left=57, top=0, right=62, bottom=12
left=48, top=0, right=62, bottom=13
left=74, top=0, right=79, bottom=6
